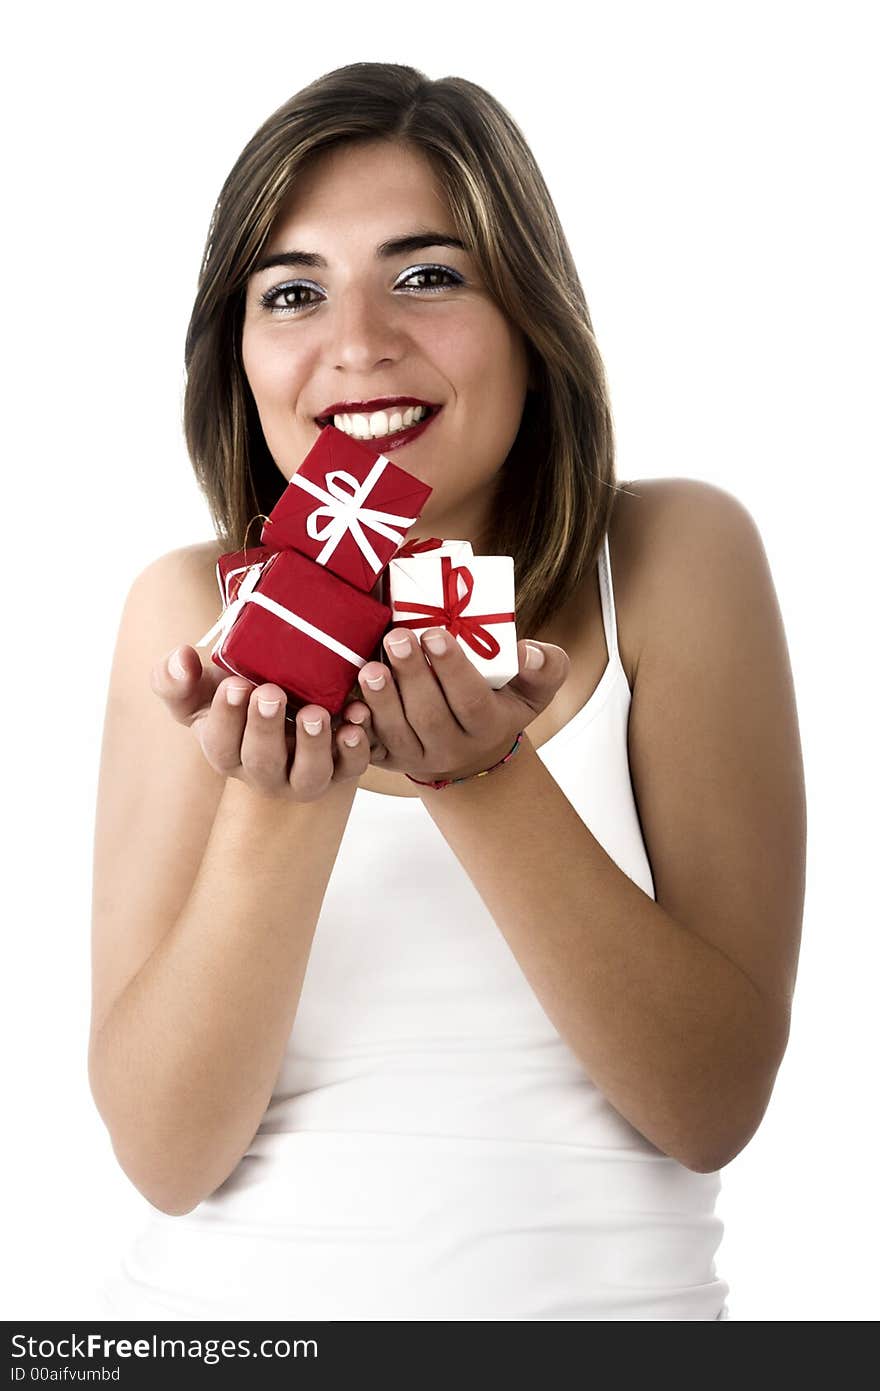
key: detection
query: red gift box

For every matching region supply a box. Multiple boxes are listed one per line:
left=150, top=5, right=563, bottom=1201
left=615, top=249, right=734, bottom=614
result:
left=204, top=549, right=391, bottom=716
left=260, top=425, right=433, bottom=592
left=216, top=545, right=278, bottom=604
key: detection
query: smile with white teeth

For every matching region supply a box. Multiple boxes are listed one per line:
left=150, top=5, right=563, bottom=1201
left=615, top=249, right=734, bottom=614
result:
left=326, top=404, right=433, bottom=440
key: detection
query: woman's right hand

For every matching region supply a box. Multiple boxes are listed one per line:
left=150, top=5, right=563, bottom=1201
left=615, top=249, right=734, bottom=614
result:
left=149, top=644, right=378, bottom=801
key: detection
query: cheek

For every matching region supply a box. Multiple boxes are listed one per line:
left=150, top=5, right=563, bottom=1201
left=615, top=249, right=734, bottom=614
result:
left=242, top=329, right=302, bottom=407
left=240, top=323, right=260, bottom=385
left=426, top=306, right=525, bottom=394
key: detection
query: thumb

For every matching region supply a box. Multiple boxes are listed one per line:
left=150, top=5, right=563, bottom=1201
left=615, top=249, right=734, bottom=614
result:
left=507, top=641, right=570, bottom=700
left=150, top=644, right=226, bottom=727
left=517, top=640, right=569, bottom=678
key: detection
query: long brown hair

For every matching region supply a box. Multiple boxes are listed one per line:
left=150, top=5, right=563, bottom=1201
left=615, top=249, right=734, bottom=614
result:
left=183, top=62, right=620, bottom=636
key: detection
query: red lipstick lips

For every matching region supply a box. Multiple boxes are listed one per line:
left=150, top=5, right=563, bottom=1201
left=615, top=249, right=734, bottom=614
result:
left=315, top=396, right=438, bottom=425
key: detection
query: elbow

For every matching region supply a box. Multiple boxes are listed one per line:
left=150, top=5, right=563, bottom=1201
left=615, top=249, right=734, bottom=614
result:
left=685, top=1131, right=755, bottom=1174
left=687, top=1108, right=771, bottom=1173
left=147, top=1191, right=202, bottom=1218
left=87, top=1042, right=232, bottom=1217
left=117, top=1142, right=212, bottom=1216
left=676, top=1130, right=746, bottom=1175
left=117, top=1130, right=229, bottom=1216
left=681, top=1071, right=784, bottom=1175
left=95, top=1118, right=247, bottom=1217
left=92, top=1101, right=215, bottom=1216
left=683, top=1012, right=790, bottom=1175
left=682, top=1148, right=735, bottom=1176
left=104, top=1129, right=206, bottom=1216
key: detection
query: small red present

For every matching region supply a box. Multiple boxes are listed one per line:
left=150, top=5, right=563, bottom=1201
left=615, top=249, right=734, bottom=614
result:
left=260, top=425, right=433, bottom=592
left=215, top=545, right=278, bottom=604
left=196, top=549, right=391, bottom=716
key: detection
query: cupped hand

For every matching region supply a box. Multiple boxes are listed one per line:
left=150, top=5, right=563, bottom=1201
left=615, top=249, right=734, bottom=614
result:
left=149, top=645, right=372, bottom=801
left=338, top=627, right=570, bottom=783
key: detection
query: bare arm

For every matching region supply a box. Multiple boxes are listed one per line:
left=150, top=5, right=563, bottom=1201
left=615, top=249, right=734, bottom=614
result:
left=89, top=775, right=357, bottom=1215
left=87, top=545, right=375, bottom=1215
left=362, top=482, right=804, bottom=1173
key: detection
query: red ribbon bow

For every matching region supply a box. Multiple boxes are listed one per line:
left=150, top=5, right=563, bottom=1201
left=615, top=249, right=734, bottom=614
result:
left=392, top=555, right=515, bottom=660
left=394, top=536, right=446, bottom=559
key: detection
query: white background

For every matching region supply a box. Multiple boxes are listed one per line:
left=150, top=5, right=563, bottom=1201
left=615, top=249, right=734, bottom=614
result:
left=3, top=0, right=876, bottom=1322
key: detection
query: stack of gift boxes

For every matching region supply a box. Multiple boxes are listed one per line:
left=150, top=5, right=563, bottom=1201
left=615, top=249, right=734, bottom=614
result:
left=195, top=425, right=519, bottom=719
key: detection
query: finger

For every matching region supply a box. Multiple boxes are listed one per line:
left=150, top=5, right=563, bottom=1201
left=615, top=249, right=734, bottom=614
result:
left=196, top=676, right=261, bottom=777
left=357, top=652, right=424, bottom=762
left=150, top=645, right=225, bottom=727
left=340, top=699, right=372, bottom=727
left=233, top=684, right=305, bottom=793
left=380, top=628, right=459, bottom=744
left=414, top=627, right=496, bottom=736
left=332, top=719, right=373, bottom=779
left=339, top=704, right=389, bottom=764
left=338, top=700, right=373, bottom=746
left=286, top=704, right=337, bottom=800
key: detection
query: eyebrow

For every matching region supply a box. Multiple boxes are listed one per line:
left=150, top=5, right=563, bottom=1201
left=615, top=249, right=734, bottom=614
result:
left=252, top=231, right=469, bottom=275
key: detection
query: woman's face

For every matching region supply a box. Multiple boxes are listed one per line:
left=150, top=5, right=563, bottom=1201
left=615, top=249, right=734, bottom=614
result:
left=241, top=139, right=532, bottom=545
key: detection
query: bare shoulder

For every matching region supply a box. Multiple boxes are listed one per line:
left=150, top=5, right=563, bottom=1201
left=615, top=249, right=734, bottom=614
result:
left=608, top=477, right=763, bottom=684
left=121, top=539, right=228, bottom=652
left=132, top=538, right=226, bottom=602
left=611, top=474, right=761, bottom=554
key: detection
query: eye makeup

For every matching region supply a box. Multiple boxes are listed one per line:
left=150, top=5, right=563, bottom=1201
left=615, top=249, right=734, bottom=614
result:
left=256, top=264, right=465, bottom=315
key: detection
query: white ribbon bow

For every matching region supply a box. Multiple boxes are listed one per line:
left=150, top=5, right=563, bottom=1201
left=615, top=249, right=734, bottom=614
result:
left=195, top=560, right=368, bottom=669
left=293, top=456, right=418, bottom=573
left=196, top=562, right=264, bottom=651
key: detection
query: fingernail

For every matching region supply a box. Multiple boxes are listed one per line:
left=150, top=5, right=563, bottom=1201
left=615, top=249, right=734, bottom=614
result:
left=303, top=718, right=323, bottom=735
left=258, top=695, right=283, bottom=716
left=226, top=683, right=250, bottom=706
left=386, top=634, right=411, bottom=657
left=363, top=672, right=386, bottom=690
left=524, top=643, right=546, bottom=670
left=348, top=712, right=366, bottom=724
left=423, top=630, right=447, bottom=655
left=342, top=731, right=360, bottom=747
left=168, top=648, right=187, bottom=680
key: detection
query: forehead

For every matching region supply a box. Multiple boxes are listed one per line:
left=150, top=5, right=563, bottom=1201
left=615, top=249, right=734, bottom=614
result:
left=264, top=141, right=454, bottom=252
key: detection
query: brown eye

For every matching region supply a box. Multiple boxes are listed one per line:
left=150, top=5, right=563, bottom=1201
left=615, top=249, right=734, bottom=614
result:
left=258, top=282, right=322, bottom=314
left=397, top=266, right=464, bottom=293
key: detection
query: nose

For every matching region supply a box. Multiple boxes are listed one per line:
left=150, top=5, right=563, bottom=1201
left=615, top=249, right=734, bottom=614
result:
left=324, top=284, right=406, bottom=372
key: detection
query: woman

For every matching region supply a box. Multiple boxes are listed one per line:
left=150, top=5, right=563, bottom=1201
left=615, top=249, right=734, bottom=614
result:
left=88, top=63, right=806, bottom=1321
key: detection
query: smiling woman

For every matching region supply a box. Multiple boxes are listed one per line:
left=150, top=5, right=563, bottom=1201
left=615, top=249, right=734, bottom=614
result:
left=238, top=139, right=536, bottom=548
left=89, top=60, right=804, bottom=1324
left=182, top=67, right=616, bottom=641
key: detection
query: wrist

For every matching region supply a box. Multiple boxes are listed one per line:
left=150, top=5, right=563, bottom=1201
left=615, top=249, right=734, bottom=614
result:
left=407, top=731, right=526, bottom=789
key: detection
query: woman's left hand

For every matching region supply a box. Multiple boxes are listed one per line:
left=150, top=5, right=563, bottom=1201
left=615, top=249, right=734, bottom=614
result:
left=339, top=626, right=571, bottom=783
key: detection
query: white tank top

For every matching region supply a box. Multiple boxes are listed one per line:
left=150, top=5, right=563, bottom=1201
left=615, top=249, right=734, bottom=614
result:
left=98, top=531, right=731, bottom=1321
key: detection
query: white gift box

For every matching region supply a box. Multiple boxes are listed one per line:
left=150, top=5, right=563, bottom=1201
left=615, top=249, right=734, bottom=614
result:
left=388, top=552, right=518, bottom=688
left=376, top=538, right=473, bottom=604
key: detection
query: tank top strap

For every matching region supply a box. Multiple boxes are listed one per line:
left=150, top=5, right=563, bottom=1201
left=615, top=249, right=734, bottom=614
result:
left=597, top=531, right=620, bottom=666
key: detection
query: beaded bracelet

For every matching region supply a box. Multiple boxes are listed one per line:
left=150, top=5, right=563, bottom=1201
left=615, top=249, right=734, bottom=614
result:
left=405, top=731, right=525, bottom=791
